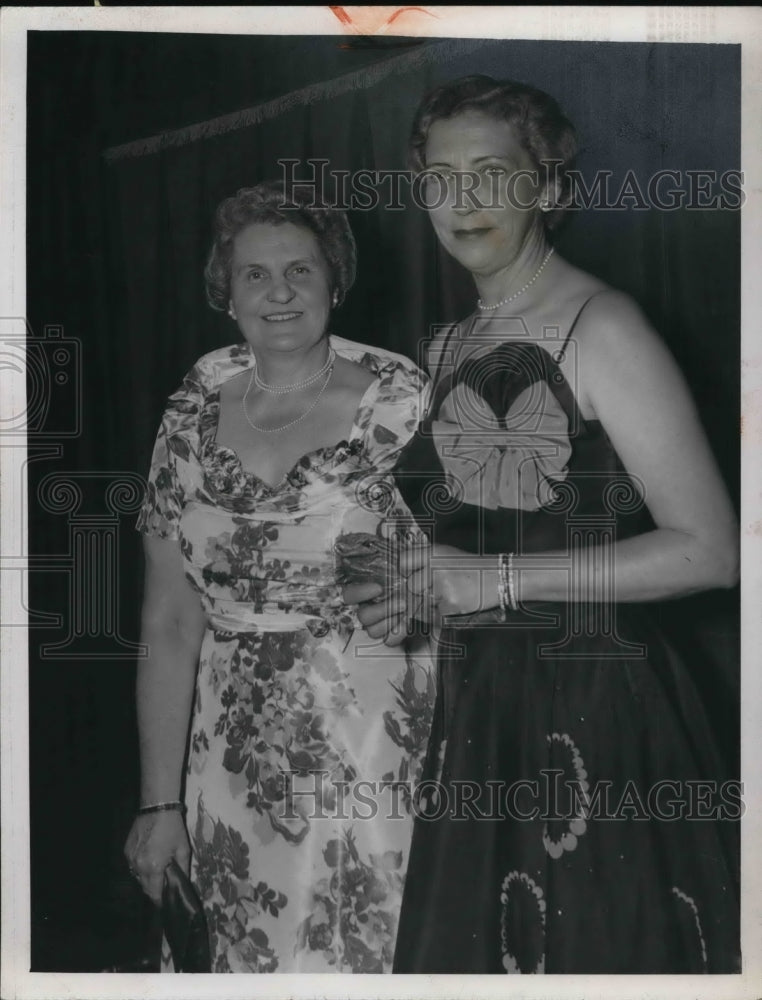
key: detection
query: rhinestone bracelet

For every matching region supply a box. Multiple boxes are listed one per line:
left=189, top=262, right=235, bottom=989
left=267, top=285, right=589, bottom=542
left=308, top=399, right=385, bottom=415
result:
left=498, top=553, right=519, bottom=619
left=138, top=800, right=186, bottom=816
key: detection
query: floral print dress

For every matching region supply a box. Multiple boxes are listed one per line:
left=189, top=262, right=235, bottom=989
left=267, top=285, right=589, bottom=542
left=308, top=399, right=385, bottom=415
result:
left=136, top=337, right=434, bottom=973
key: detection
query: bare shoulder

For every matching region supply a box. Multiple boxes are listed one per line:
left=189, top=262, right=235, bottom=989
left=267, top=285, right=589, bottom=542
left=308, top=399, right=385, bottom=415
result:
left=570, top=288, right=689, bottom=419
left=218, top=367, right=251, bottom=403
left=333, top=355, right=377, bottom=393
left=572, top=287, right=667, bottom=364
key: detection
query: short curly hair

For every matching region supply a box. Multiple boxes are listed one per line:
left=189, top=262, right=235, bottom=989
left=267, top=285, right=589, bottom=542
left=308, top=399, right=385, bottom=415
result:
left=408, top=75, right=578, bottom=230
left=204, top=181, right=357, bottom=311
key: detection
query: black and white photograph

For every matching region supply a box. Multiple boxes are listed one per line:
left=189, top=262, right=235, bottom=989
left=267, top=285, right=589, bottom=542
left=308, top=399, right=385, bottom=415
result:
left=1, top=6, right=761, bottom=999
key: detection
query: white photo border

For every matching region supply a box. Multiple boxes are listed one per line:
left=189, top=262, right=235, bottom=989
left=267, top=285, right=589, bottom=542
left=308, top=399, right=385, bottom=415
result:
left=2, top=6, right=760, bottom=1000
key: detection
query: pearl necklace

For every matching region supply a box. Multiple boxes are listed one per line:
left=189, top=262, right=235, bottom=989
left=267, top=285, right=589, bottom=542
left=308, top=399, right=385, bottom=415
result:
left=242, top=359, right=335, bottom=434
left=253, top=347, right=336, bottom=394
left=477, top=247, right=555, bottom=311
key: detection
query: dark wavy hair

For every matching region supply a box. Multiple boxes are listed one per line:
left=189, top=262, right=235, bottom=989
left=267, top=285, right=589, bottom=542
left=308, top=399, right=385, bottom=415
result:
left=204, top=181, right=357, bottom=311
left=408, top=75, right=578, bottom=230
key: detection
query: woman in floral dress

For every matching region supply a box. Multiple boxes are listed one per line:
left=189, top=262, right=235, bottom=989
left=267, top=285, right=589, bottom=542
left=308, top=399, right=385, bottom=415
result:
left=124, top=182, right=433, bottom=973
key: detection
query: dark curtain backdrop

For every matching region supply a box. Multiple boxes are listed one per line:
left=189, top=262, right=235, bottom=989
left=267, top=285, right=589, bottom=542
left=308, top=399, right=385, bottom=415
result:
left=26, top=32, right=740, bottom=971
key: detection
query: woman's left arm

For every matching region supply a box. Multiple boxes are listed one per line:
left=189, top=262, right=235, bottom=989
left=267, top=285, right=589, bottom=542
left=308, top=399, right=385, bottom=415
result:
left=508, top=290, right=739, bottom=604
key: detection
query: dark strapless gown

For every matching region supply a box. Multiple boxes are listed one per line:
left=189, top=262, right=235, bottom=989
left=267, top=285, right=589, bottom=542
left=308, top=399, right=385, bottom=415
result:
left=392, top=333, right=740, bottom=974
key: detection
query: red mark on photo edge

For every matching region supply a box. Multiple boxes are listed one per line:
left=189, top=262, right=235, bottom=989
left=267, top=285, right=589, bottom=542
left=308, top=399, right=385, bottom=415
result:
left=384, top=7, right=438, bottom=26
left=329, top=6, right=439, bottom=34
left=329, top=6, right=356, bottom=27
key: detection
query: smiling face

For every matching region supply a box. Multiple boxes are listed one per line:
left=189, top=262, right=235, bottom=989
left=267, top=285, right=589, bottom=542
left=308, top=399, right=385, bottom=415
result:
left=423, top=110, right=544, bottom=277
left=228, top=221, right=333, bottom=355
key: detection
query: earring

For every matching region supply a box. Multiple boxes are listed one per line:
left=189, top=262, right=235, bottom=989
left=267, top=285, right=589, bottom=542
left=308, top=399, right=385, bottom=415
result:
left=539, top=199, right=551, bottom=212
left=332, top=291, right=339, bottom=308
left=228, top=303, right=237, bottom=320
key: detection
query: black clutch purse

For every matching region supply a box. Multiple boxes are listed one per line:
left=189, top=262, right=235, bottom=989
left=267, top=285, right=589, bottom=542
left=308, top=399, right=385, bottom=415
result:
left=161, top=859, right=211, bottom=972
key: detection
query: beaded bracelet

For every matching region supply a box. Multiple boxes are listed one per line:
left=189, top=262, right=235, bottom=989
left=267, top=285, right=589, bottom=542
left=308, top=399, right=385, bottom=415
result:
left=498, top=553, right=519, bottom=619
left=497, top=553, right=511, bottom=621
left=506, top=552, right=518, bottom=612
left=138, top=800, right=186, bottom=816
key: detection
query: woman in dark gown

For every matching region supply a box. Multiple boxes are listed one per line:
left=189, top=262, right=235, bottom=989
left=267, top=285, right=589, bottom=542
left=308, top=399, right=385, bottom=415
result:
left=347, top=76, right=741, bottom=973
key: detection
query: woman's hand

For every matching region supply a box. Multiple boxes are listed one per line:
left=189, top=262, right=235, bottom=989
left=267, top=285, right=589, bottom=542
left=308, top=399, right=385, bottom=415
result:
left=343, top=542, right=494, bottom=644
left=342, top=537, right=430, bottom=646
left=124, top=810, right=190, bottom=905
left=430, top=545, right=497, bottom=617
left=343, top=579, right=409, bottom=645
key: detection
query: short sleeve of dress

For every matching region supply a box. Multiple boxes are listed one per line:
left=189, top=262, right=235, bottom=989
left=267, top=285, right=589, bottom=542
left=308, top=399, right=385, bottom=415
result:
left=358, top=358, right=430, bottom=472
left=135, top=416, right=185, bottom=539
left=136, top=364, right=205, bottom=540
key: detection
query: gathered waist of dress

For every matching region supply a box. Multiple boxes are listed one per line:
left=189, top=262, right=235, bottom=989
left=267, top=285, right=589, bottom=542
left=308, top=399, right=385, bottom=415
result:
left=205, top=593, right=355, bottom=635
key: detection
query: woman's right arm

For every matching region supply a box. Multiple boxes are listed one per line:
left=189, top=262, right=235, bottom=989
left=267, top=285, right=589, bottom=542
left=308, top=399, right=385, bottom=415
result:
left=124, top=534, right=206, bottom=904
